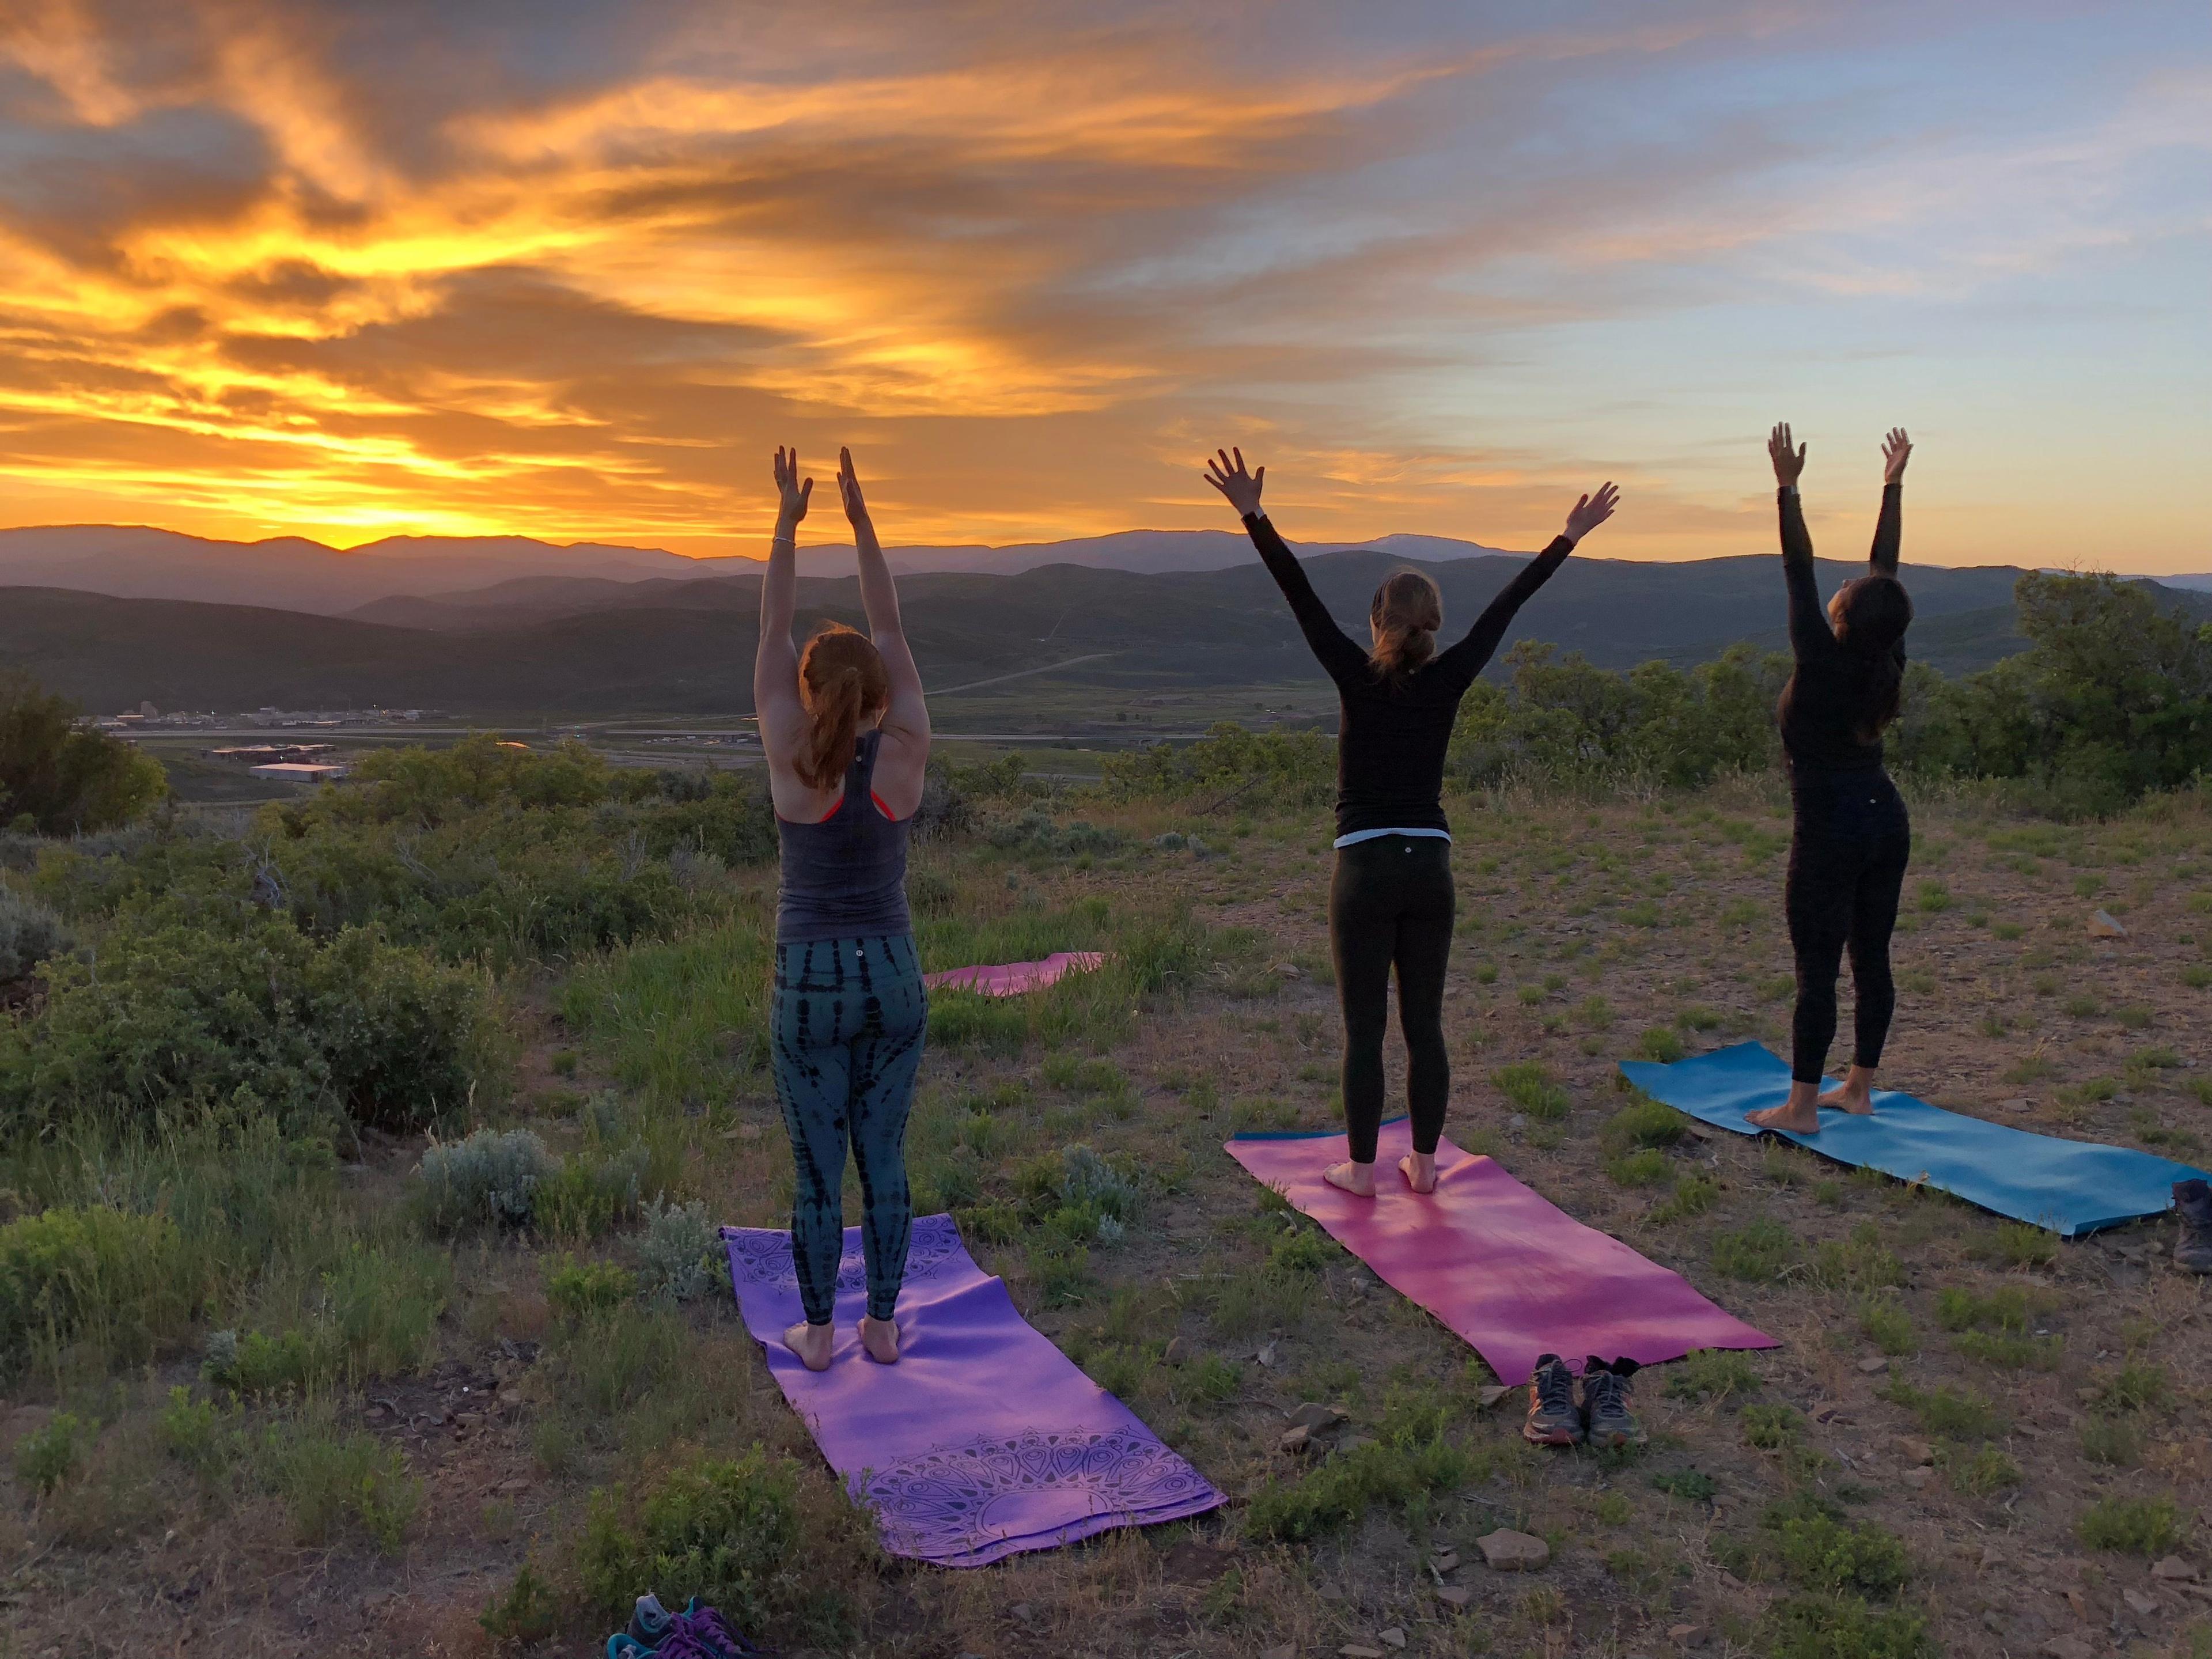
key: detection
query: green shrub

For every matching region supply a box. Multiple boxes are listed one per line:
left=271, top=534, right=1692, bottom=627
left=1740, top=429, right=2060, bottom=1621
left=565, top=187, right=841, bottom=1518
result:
left=2078, top=1493, right=2183, bottom=1555
left=256, top=1415, right=421, bottom=1551
left=1665, top=1349, right=1760, bottom=1403
left=1652, top=1468, right=1717, bottom=1503
left=536, top=1143, right=651, bottom=1240
left=1808, top=1224, right=1903, bottom=1294
left=0, top=910, right=497, bottom=1135
left=1242, top=1433, right=1475, bottom=1543
left=2096, top=1361, right=2171, bottom=1414
left=157, top=1387, right=233, bottom=1477
left=1637, top=1027, right=1687, bottom=1063
left=1267, top=1226, right=1335, bottom=1277
left=1605, top=1148, right=1672, bottom=1188
left=14, top=1411, right=92, bottom=1494
left=0, top=1204, right=189, bottom=1366
left=1711, top=1219, right=1797, bottom=1281
left=322, top=1243, right=450, bottom=1378
left=1649, top=1172, right=1719, bottom=1222
left=1763, top=1593, right=1934, bottom=1659
left=579, top=1450, right=806, bottom=1629
left=1857, top=1298, right=1914, bottom=1356
left=1604, top=1097, right=1685, bottom=1150
left=1492, top=1062, right=1570, bottom=1119
left=548, top=1257, right=640, bottom=1321
left=1741, top=1404, right=1803, bottom=1450
left=927, top=990, right=1029, bottom=1056
left=480, top=1565, right=562, bottom=1643
left=1948, top=1444, right=2022, bottom=1495
left=1887, top=1381, right=2007, bottom=1442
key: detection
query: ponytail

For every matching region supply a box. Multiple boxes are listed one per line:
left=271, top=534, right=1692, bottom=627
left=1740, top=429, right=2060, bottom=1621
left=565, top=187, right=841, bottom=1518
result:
left=795, top=624, right=890, bottom=789
left=1834, top=575, right=1914, bottom=741
left=1368, top=570, right=1444, bottom=688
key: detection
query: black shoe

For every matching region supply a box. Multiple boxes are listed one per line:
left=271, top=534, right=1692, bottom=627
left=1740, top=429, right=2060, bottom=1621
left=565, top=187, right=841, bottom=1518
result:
left=1582, top=1355, right=1646, bottom=1449
left=2176, top=1180, right=2212, bottom=1274
left=1523, top=1353, right=1583, bottom=1445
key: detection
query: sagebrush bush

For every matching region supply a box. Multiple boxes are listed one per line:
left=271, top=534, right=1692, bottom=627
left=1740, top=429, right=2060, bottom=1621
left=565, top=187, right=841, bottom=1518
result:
left=0, top=885, right=71, bottom=982
left=14, top=1410, right=92, bottom=1494
left=637, top=1197, right=720, bottom=1304
left=416, top=1127, right=558, bottom=1231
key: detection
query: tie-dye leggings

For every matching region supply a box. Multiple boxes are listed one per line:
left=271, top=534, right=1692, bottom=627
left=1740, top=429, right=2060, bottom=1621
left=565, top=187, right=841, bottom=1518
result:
left=770, top=934, right=929, bottom=1326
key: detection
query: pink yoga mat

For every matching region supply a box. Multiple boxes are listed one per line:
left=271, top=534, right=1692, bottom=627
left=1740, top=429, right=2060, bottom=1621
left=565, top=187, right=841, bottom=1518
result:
left=1227, top=1119, right=1776, bottom=1385
left=924, top=951, right=1105, bottom=997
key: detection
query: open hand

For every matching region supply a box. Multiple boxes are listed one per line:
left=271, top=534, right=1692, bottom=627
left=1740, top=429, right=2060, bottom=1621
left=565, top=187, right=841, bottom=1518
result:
left=836, top=446, right=872, bottom=524
left=773, top=446, right=812, bottom=526
left=1881, top=427, right=1911, bottom=485
left=1563, top=482, right=1619, bottom=544
left=1203, top=447, right=1266, bottom=518
left=1768, top=423, right=1806, bottom=488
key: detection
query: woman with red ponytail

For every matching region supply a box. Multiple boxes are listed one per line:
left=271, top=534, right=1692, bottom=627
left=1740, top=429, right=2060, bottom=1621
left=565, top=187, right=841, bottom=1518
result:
left=755, top=446, right=931, bottom=1372
left=1206, top=448, right=1618, bottom=1198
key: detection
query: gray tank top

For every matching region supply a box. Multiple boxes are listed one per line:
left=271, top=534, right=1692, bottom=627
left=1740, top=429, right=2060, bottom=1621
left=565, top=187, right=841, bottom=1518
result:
left=775, top=729, right=914, bottom=944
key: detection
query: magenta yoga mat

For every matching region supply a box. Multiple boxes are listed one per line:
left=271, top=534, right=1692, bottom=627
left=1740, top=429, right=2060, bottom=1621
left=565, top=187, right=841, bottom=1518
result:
left=723, top=1214, right=1223, bottom=1567
left=1226, top=1118, right=1777, bottom=1385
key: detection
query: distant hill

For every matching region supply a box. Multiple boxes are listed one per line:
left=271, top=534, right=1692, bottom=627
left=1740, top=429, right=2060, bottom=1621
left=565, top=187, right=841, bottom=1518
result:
left=0, top=524, right=1517, bottom=616
left=7, top=551, right=2203, bottom=719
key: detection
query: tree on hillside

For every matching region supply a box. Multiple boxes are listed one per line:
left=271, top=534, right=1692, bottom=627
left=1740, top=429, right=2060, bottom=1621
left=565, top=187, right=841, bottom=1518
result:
left=0, top=671, right=169, bottom=835
left=1894, top=573, right=2212, bottom=815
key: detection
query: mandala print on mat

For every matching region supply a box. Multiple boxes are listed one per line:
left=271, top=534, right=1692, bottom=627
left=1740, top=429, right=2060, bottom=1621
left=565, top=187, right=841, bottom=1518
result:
left=724, top=1213, right=965, bottom=1295
left=862, top=1426, right=1219, bottom=1562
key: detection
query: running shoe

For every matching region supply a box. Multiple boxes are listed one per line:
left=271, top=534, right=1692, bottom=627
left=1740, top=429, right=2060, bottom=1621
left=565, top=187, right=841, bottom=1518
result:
left=624, top=1595, right=762, bottom=1658
left=2175, top=1179, right=2212, bottom=1274
left=1522, top=1353, right=1583, bottom=1445
left=1582, top=1355, right=1646, bottom=1448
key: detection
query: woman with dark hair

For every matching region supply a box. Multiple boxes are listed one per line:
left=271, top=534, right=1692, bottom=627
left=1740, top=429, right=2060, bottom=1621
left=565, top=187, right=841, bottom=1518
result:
left=1747, top=425, right=1915, bottom=1134
left=1205, top=448, right=1619, bottom=1195
left=755, top=446, right=931, bottom=1370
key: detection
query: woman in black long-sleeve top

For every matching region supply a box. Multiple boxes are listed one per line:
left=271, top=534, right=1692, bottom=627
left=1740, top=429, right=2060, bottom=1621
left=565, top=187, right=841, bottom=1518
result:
left=1747, top=425, right=1915, bottom=1134
left=1205, top=448, right=1619, bottom=1195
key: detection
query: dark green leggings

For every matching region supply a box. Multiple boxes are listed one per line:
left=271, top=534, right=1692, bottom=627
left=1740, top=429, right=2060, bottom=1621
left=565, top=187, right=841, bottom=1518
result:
left=1330, top=836, right=1455, bottom=1164
left=771, top=934, right=928, bottom=1325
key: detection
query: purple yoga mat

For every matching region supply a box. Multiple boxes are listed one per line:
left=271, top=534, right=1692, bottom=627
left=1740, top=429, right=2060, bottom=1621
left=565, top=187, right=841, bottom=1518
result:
left=722, top=1214, right=1224, bottom=1566
left=1227, top=1119, right=1777, bottom=1385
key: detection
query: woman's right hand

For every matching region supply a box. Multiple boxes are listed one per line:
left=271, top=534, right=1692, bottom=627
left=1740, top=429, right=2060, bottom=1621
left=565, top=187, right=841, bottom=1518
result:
left=1768, top=423, right=1806, bottom=488
left=1563, top=482, right=1619, bottom=545
left=1881, top=427, right=1911, bottom=484
left=773, top=446, right=813, bottom=528
left=1203, top=448, right=1266, bottom=517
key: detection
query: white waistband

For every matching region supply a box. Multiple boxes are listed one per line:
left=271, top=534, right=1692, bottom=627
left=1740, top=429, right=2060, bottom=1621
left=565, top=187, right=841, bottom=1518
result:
left=1332, top=827, right=1453, bottom=849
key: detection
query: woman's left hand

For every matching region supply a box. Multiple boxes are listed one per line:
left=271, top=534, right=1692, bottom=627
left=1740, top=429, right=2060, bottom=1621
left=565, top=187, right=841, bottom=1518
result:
left=1563, top=481, right=1619, bottom=544
left=836, top=446, right=870, bottom=524
left=1881, top=427, right=1911, bottom=484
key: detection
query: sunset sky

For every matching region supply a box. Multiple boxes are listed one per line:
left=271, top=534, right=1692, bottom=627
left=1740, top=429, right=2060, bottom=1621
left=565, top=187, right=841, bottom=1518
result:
left=1, top=2, right=2206, bottom=568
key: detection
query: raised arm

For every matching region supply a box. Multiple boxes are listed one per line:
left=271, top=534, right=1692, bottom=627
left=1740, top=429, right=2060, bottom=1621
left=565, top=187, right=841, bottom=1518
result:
left=838, top=448, right=930, bottom=804
left=1433, top=482, right=1618, bottom=687
left=752, top=447, right=812, bottom=764
left=1203, top=448, right=1367, bottom=683
left=1870, top=427, right=1908, bottom=576
left=1770, top=422, right=1833, bottom=660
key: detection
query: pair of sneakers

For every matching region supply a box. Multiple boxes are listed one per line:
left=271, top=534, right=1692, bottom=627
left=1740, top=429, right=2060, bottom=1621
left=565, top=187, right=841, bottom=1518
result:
left=606, top=1595, right=759, bottom=1659
left=1523, top=1354, right=1643, bottom=1448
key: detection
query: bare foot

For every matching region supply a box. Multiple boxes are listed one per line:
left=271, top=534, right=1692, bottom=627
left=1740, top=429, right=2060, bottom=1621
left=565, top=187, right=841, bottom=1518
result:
left=860, top=1315, right=900, bottom=1364
left=1745, top=1103, right=1821, bottom=1133
left=1399, top=1152, right=1437, bottom=1194
left=1323, top=1160, right=1377, bottom=1197
left=1817, top=1065, right=1877, bottom=1115
left=784, top=1320, right=833, bottom=1372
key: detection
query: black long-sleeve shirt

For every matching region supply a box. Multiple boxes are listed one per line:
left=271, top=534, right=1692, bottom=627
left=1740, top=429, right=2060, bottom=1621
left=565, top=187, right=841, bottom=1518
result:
left=1245, top=510, right=1571, bottom=838
left=1776, top=483, right=1904, bottom=773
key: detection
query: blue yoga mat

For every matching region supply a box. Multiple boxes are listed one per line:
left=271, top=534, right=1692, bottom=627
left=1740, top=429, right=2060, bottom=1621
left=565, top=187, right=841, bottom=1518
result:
left=1619, top=1041, right=2206, bottom=1237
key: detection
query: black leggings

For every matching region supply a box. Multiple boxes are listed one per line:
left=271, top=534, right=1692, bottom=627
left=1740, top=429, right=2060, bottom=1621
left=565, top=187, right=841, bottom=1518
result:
left=1330, top=836, right=1455, bottom=1163
left=1786, top=768, right=1911, bottom=1084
